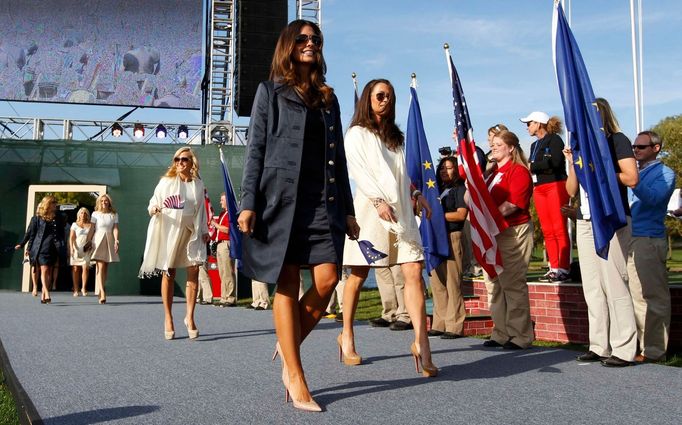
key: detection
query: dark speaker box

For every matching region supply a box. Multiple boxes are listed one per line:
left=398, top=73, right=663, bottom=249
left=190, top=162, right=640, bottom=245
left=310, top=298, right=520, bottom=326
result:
left=235, top=0, right=288, bottom=117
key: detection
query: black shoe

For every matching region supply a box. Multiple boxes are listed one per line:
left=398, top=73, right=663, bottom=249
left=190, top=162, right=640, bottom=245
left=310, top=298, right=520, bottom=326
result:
left=441, top=332, right=463, bottom=340
left=245, top=304, right=255, bottom=309
left=548, top=271, right=571, bottom=283
left=576, top=351, right=604, bottom=362
left=427, top=329, right=444, bottom=337
left=334, top=312, right=344, bottom=323
left=369, top=317, right=391, bottom=328
left=254, top=306, right=265, bottom=311
left=483, top=339, right=503, bottom=348
left=601, top=355, right=633, bottom=367
left=389, top=320, right=413, bottom=331
left=502, top=341, right=524, bottom=350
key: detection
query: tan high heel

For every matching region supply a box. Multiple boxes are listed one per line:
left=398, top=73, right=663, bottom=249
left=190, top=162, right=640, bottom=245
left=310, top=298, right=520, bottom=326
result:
left=164, top=330, right=175, bottom=340
left=277, top=342, right=322, bottom=412
left=410, top=342, right=438, bottom=377
left=184, top=318, right=199, bottom=339
left=336, top=333, right=362, bottom=366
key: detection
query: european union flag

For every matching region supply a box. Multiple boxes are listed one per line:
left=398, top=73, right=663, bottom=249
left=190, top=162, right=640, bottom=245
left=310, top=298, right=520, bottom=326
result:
left=406, top=86, right=450, bottom=274
left=219, top=147, right=242, bottom=261
left=357, top=240, right=388, bottom=264
left=553, top=1, right=626, bottom=259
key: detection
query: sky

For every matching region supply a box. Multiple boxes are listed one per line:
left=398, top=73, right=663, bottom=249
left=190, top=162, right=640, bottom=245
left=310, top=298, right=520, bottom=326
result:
left=2, top=0, right=682, bottom=157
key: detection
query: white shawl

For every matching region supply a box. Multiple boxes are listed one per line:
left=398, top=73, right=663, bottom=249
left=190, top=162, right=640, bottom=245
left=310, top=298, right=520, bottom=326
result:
left=138, top=176, right=208, bottom=278
left=344, top=126, right=422, bottom=250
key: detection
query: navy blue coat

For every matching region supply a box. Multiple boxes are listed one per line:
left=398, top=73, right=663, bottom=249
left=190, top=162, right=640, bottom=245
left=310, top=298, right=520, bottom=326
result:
left=19, top=215, right=65, bottom=265
left=240, top=81, right=354, bottom=284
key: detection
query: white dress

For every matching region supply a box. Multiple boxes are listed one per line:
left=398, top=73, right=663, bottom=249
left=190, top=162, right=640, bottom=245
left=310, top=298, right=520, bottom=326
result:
left=91, top=211, right=120, bottom=263
left=69, top=222, right=93, bottom=266
left=342, top=126, right=424, bottom=266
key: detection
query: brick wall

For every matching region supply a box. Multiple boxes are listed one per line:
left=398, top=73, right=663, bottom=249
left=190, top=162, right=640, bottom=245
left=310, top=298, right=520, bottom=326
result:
left=460, top=280, right=682, bottom=349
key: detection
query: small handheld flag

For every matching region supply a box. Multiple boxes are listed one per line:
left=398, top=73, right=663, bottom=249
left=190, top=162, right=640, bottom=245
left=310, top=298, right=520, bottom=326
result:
left=163, top=194, right=184, bottom=209
left=358, top=240, right=388, bottom=264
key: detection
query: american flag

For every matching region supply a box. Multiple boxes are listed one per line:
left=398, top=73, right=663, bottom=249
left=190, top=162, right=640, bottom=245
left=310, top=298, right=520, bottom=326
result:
left=446, top=50, right=507, bottom=278
left=163, top=194, right=185, bottom=210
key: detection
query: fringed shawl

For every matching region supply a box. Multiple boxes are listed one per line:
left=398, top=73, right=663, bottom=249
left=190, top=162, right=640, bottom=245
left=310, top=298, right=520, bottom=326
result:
left=138, top=176, right=208, bottom=278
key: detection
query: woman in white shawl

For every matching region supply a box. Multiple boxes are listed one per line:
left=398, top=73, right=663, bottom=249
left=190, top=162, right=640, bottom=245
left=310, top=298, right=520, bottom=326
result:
left=339, top=79, right=438, bottom=377
left=139, top=147, right=209, bottom=340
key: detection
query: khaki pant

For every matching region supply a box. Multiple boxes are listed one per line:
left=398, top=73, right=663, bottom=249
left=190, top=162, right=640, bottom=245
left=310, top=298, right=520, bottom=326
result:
left=197, top=263, right=213, bottom=303
left=429, top=231, right=466, bottom=334
left=627, top=236, right=670, bottom=359
left=490, top=222, right=534, bottom=348
left=375, top=265, right=409, bottom=323
left=576, top=219, right=637, bottom=361
left=216, top=240, right=236, bottom=303
left=250, top=279, right=270, bottom=309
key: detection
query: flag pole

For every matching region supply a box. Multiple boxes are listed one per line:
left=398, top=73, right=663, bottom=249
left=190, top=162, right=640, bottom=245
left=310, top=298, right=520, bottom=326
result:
left=351, top=72, right=358, bottom=92
left=638, top=0, right=644, bottom=130
left=410, top=73, right=417, bottom=89
left=629, top=0, right=642, bottom=134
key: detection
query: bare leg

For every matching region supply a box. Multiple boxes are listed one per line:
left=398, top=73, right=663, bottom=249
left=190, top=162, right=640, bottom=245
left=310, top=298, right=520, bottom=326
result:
left=81, top=266, right=89, bottom=295
left=401, top=262, right=435, bottom=368
left=72, top=266, right=81, bottom=295
left=185, top=265, right=199, bottom=330
left=162, top=269, right=177, bottom=333
left=340, top=266, right=369, bottom=357
left=96, top=262, right=109, bottom=302
left=51, top=263, right=59, bottom=290
left=274, top=264, right=313, bottom=403
left=31, top=266, right=38, bottom=296
left=297, top=264, right=339, bottom=341
left=40, top=265, right=52, bottom=301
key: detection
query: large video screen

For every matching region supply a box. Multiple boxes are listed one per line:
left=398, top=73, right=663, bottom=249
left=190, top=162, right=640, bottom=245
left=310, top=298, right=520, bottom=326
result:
left=0, top=0, right=204, bottom=109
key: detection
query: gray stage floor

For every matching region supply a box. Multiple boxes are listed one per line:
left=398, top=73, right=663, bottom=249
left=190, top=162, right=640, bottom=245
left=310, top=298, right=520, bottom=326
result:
left=0, top=291, right=680, bottom=425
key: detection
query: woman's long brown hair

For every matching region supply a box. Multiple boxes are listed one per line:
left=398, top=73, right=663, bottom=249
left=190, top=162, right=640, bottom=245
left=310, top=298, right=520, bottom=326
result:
left=270, top=19, right=333, bottom=108
left=350, top=79, right=404, bottom=151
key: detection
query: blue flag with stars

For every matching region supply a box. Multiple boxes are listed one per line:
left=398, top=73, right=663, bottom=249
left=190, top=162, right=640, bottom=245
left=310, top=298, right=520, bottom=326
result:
left=553, top=1, right=626, bottom=259
left=406, top=86, right=449, bottom=275
left=357, top=240, right=388, bottom=264
left=219, top=147, right=242, bottom=261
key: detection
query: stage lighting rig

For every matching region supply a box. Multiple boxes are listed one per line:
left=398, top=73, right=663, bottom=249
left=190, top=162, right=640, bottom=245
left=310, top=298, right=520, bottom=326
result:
left=155, top=124, right=167, bottom=139
left=111, top=122, right=123, bottom=138
left=133, top=123, right=145, bottom=139
left=177, top=125, right=189, bottom=139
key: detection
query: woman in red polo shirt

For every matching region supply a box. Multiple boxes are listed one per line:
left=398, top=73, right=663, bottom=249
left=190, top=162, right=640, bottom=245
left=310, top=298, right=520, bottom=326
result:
left=482, top=130, right=535, bottom=350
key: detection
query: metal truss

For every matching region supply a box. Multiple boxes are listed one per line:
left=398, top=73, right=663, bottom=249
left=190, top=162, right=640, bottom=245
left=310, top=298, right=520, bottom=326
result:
left=297, top=0, right=322, bottom=26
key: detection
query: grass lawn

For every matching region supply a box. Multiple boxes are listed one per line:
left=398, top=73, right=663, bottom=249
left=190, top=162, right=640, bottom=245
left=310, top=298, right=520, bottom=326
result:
left=0, top=369, right=20, bottom=425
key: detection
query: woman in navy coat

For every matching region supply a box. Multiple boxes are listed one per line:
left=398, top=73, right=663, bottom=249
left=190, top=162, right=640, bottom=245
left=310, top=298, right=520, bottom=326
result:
left=238, top=20, right=358, bottom=412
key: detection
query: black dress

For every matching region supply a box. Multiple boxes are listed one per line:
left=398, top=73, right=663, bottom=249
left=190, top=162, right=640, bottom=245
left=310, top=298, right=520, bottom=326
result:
left=284, top=107, right=336, bottom=265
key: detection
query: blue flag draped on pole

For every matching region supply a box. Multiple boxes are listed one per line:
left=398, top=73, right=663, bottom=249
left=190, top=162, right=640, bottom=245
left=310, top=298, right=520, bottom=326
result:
left=553, top=1, right=626, bottom=259
left=219, top=147, right=242, bottom=261
left=405, top=86, right=449, bottom=275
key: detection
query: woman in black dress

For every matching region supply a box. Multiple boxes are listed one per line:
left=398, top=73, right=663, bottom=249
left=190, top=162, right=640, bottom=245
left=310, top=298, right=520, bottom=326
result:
left=238, top=20, right=358, bottom=412
left=16, top=195, right=65, bottom=303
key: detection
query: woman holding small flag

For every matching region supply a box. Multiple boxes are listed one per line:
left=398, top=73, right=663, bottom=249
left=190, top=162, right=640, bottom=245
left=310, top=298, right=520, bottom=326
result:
left=340, top=79, right=438, bottom=377
left=484, top=130, right=534, bottom=350
left=139, top=147, right=209, bottom=341
left=237, top=20, right=358, bottom=412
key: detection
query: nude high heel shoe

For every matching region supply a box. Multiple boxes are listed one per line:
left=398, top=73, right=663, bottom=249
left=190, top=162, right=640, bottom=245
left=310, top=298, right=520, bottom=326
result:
left=336, top=333, right=362, bottom=366
left=184, top=317, right=199, bottom=339
left=410, top=342, right=438, bottom=377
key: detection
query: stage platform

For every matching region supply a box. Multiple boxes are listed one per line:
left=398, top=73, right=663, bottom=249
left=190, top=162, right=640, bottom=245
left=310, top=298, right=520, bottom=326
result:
left=1, top=291, right=680, bottom=424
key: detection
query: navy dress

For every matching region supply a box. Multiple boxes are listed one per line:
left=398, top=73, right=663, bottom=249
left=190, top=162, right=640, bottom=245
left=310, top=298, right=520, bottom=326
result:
left=284, top=107, right=336, bottom=265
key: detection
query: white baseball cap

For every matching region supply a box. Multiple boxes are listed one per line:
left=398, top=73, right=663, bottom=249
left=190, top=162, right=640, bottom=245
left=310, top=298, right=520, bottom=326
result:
left=520, top=111, right=550, bottom=124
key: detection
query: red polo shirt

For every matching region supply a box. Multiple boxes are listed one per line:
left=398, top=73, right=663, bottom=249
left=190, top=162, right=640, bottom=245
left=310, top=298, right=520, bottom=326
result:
left=215, top=210, right=230, bottom=241
left=487, top=160, right=532, bottom=226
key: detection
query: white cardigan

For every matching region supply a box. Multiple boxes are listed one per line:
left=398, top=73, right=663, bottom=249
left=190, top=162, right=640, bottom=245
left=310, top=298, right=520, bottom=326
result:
left=342, top=126, right=423, bottom=266
left=138, top=176, right=208, bottom=277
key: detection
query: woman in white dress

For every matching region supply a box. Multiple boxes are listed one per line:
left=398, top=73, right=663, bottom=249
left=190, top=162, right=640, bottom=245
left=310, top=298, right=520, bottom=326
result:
left=91, top=194, right=120, bottom=304
left=70, top=208, right=94, bottom=296
left=139, top=147, right=209, bottom=340
left=339, top=79, right=437, bottom=377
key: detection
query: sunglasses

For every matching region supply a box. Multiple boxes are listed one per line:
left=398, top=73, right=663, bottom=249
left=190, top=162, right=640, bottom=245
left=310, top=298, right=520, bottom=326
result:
left=294, top=34, right=322, bottom=46
left=632, top=144, right=653, bottom=150
left=526, top=122, right=533, bottom=127
left=174, top=156, right=191, bottom=163
left=375, top=92, right=391, bottom=102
